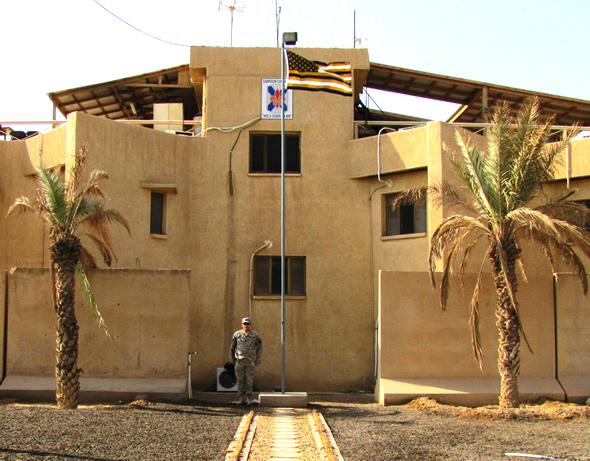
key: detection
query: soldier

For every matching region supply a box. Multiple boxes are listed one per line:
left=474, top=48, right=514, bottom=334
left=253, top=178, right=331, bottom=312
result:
left=230, top=317, right=262, bottom=405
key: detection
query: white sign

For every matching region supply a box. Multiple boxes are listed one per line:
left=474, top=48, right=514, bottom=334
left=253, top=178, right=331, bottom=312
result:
left=261, top=79, right=293, bottom=119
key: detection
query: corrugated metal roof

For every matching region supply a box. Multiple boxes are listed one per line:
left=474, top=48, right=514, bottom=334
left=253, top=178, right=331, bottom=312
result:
left=47, top=64, right=197, bottom=122
left=47, top=61, right=590, bottom=127
left=366, top=62, right=590, bottom=126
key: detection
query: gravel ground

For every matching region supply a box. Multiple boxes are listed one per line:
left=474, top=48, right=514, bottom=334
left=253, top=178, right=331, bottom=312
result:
left=318, top=396, right=590, bottom=461
left=0, top=393, right=588, bottom=460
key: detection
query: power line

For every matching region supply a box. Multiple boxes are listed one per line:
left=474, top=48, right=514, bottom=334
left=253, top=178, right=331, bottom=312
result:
left=91, top=0, right=191, bottom=47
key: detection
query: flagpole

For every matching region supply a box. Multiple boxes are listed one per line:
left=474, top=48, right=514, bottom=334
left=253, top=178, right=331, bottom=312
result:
left=280, top=38, right=286, bottom=395
left=280, top=32, right=297, bottom=395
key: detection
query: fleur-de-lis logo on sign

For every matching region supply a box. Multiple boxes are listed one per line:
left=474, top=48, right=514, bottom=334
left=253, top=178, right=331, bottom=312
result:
left=268, top=86, right=287, bottom=111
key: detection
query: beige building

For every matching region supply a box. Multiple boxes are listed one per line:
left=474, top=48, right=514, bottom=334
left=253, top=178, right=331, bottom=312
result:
left=0, top=46, right=589, bottom=405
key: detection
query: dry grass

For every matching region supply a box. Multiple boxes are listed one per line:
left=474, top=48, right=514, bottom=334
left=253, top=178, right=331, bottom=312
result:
left=406, top=397, right=590, bottom=421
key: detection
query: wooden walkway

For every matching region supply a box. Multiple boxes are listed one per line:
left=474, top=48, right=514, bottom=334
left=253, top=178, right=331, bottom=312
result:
left=225, top=407, right=343, bottom=460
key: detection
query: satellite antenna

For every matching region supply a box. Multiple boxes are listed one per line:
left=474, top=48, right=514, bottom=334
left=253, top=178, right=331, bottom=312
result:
left=219, top=0, right=245, bottom=47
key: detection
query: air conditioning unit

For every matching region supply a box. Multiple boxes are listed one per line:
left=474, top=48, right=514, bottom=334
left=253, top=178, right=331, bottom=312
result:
left=217, top=367, right=237, bottom=392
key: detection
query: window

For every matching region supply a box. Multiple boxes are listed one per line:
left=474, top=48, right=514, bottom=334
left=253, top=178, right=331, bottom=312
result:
left=250, top=133, right=301, bottom=173
left=576, top=199, right=590, bottom=230
left=150, top=192, right=166, bottom=235
left=142, top=183, right=177, bottom=236
left=384, top=193, right=426, bottom=236
left=254, top=256, right=306, bottom=296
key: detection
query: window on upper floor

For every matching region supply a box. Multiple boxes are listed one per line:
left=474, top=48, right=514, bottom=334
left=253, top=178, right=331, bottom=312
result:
left=383, top=193, right=426, bottom=236
left=254, top=256, right=306, bottom=296
left=250, top=133, right=301, bottom=174
left=142, top=183, right=177, bottom=237
left=150, top=192, right=166, bottom=235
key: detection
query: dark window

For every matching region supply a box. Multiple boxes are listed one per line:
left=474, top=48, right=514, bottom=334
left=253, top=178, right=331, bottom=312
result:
left=384, top=193, right=426, bottom=236
left=577, top=199, right=590, bottom=230
left=254, top=256, right=306, bottom=296
left=250, top=133, right=301, bottom=173
left=150, top=192, right=165, bottom=235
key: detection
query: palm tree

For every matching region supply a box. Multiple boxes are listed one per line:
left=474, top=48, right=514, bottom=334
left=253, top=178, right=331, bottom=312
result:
left=396, top=98, right=590, bottom=408
left=8, top=147, right=130, bottom=409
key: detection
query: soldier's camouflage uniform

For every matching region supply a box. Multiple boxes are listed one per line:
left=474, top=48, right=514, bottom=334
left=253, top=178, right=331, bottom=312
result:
left=230, top=329, right=262, bottom=400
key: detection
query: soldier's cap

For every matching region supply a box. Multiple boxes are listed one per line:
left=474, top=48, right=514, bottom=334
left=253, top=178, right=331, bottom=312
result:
left=242, top=317, right=251, bottom=324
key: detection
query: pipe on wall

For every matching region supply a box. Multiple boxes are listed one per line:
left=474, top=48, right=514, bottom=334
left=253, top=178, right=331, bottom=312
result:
left=1, top=271, right=8, bottom=386
left=248, top=241, right=273, bottom=319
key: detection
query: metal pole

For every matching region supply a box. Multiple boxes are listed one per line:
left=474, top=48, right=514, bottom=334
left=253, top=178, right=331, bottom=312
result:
left=280, top=41, right=286, bottom=395
left=187, top=351, right=197, bottom=400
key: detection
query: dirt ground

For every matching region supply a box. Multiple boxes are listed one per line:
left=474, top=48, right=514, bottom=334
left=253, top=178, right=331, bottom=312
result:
left=315, top=395, right=590, bottom=460
left=0, top=394, right=588, bottom=460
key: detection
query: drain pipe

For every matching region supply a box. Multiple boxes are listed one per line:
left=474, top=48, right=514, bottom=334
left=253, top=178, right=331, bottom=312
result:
left=1, top=270, right=8, bottom=386
left=187, top=351, right=198, bottom=400
left=249, top=241, right=273, bottom=319
left=552, top=274, right=568, bottom=401
left=370, top=127, right=395, bottom=199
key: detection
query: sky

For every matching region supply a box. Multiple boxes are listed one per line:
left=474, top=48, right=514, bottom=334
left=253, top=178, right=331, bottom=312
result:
left=2, top=0, right=590, bottom=132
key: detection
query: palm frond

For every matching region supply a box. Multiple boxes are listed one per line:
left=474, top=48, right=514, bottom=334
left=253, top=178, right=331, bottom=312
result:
left=448, top=131, right=498, bottom=224
left=468, top=258, right=488, bottom=370
left=431, top=180, right=482, bottom=217
left=391, top=187, right=428, bottom=209
left=6, top=197, right=36, bottom=216
left=459, top=234, right=487, bottom=287
left=550, top=239, right=589, bottom=294
left=76, top=262, right=112, bottom=338
left=66, top=146, right=88, bottom=202
left=429, top=214, right=490, bottom=287
left=80, top=232, right=115, bottom=266
left=79, top=246, right=98, bottom=270
left=536, top=199, right=590, bottom=228
left=35, top=167, right=69, bottom=229
left=79, top=205, right=131, bottom=236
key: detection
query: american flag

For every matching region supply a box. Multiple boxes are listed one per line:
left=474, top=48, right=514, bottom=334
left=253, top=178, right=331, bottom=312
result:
left=286, top=51, right=352, bottom=97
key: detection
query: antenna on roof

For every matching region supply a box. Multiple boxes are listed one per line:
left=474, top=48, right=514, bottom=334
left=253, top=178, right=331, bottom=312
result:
left=353, top=11, right=362, bottom=48
left=275, top=0, right=281, bottom=48
left=219, top=0, right=245, bottom=47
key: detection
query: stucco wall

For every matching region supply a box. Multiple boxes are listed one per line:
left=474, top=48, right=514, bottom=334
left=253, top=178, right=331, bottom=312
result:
left=4, top=268, right=190, bottom=379
left=0, top=126, right=69, bottom=272
left=555, top=274, right=590, bottom=402
left=379, top=270, right=556, bottom=380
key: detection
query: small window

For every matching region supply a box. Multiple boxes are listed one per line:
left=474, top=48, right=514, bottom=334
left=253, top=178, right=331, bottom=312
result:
left=576, top=199, right=590, bottom=230
left=384, top=193, right=426, bottom=236
left=250, top=133, right=301, bottom=173
left=142, top=183, right=177, bottom=237
left=254, top=256, right=306, bottom=296
left=150, top=192, right=166, bottom=235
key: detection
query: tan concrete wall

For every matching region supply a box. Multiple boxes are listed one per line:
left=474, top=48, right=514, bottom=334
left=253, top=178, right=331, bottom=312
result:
left=555, top=274, right=590, bottom=402
left=554, top=135, right=590, bottom=180
left=0, top=126, right=68, bottom=272
left=5, top=268, right=190, bottom=379
left=0, top=272, right=5, bottom=381
left=379, top=271, right=557, bottom=381
left=348, top=125, right=429, bottom=178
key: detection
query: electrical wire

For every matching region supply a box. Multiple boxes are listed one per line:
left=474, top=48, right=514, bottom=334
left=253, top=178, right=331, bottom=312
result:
left=91, top=0, right=191, bottom=47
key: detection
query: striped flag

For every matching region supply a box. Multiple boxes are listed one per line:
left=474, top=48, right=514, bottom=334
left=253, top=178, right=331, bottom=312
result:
left=286, top=51, right=352, bottom=97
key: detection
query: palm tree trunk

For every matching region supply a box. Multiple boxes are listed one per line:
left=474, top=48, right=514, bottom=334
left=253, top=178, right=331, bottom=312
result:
left=51, top=235, right=81, bottom=409
left=490, top=241, right=521, bottom=409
